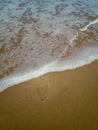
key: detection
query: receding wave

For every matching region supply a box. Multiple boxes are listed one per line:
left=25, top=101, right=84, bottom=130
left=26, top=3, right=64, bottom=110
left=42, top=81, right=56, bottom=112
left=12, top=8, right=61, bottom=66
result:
left=0, top=0, right=98, bottom=92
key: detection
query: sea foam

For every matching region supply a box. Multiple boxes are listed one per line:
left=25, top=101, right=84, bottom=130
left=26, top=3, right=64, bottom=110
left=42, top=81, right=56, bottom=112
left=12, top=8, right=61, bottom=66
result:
left=80, top=18, right=98, bottom=31
left=0, top=0, right=98, bottom=92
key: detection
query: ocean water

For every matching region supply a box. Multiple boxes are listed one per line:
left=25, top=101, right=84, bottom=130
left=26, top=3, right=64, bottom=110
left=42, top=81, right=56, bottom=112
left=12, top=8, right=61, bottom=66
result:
left=0, top=0, right=98, bottom=92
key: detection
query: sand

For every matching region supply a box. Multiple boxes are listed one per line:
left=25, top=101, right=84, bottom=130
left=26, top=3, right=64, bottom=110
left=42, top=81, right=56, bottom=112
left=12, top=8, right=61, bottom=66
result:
left=0, top=61, right=98, bottom=130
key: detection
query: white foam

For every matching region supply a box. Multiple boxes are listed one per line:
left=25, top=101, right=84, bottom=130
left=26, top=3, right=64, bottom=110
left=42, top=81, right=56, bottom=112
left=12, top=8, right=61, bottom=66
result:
left=0, top=0, right=98, bottom=92
left=0, top=45, right=98, bottom=92
left=69, top=31, right=79, bottom=46
left=80, top=18, right=98, bottom=31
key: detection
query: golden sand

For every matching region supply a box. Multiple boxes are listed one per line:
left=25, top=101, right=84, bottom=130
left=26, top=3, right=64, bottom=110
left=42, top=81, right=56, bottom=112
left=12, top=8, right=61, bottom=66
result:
left=0, top=61, right=98, bottom=130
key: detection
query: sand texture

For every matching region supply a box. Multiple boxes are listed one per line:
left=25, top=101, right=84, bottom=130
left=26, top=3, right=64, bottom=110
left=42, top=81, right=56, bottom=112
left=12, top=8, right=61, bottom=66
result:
left=0, top=61, right=98, bottom=130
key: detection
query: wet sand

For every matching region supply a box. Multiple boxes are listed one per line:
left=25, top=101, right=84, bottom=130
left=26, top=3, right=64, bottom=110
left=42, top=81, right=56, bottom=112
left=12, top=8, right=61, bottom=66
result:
left=0, top=61, right=98, bottom=130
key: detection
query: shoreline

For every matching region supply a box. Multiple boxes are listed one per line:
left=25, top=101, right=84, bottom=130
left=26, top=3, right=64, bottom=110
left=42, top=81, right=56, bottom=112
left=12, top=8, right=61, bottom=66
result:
left=0, top=60, right=98, bottom=129
left=1, top=58, right=98, bottom=93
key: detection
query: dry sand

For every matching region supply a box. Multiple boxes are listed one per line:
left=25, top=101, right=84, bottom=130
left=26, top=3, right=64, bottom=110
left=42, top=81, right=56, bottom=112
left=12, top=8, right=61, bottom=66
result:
left=0, top=60, right=98, bottom=130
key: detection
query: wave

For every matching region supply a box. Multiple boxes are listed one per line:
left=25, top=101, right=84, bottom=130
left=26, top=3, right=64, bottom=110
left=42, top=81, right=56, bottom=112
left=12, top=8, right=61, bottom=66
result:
left=0, top=45, right=98, bottom=92
left=0, top=0, right=98, bottom=92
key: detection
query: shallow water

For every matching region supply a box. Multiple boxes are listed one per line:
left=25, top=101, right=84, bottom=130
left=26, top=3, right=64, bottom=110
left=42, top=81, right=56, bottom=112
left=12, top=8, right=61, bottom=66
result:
left=0, top=0, right=98, bottom=92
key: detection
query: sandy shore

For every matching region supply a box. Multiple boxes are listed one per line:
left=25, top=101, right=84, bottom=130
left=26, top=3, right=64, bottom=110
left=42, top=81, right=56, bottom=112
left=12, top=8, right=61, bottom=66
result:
left=0, top=61, right=98, bottom=130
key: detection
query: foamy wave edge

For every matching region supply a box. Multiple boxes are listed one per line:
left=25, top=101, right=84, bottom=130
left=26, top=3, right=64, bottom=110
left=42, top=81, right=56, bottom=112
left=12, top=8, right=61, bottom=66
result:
left=0, top=18, right=98, bottom=92
left=0, top=54, right=98, bottom=93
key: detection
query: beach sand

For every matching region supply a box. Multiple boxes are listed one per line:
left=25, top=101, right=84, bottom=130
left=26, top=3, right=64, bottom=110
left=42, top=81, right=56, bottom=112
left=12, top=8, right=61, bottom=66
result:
left=0, top=61, right=98, bottom=130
